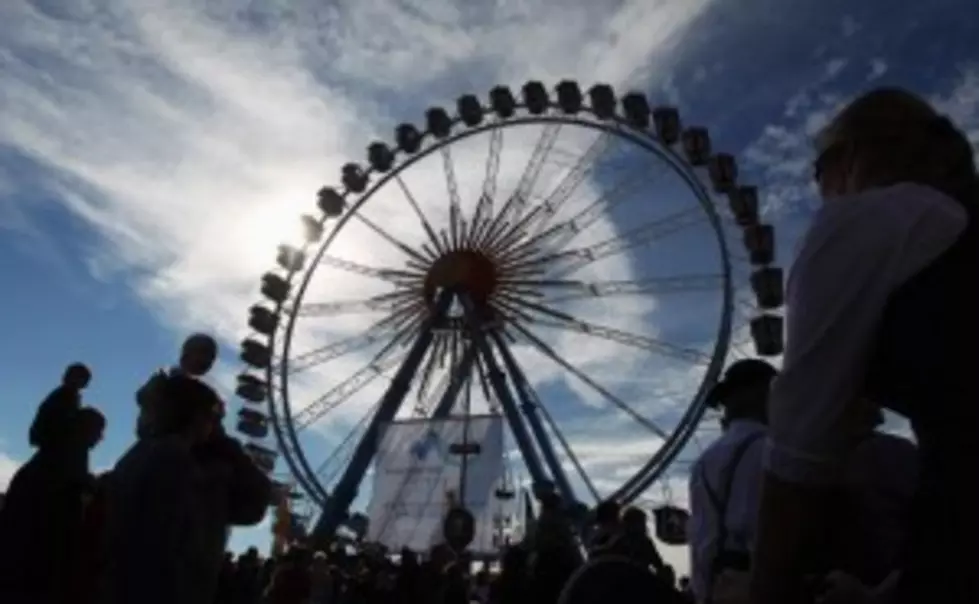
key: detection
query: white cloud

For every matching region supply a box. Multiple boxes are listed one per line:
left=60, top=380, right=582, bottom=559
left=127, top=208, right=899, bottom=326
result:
left=840, top=16, right=861, bottom=38
left=745, top=64, right=979, bottom=221
left=824, top=58, right=848, bottom=79
left=931, top=65, right=979, bottom=146
left=867, top=59, right=888, bottom=82
left=0, top=450, right=20, bottom=491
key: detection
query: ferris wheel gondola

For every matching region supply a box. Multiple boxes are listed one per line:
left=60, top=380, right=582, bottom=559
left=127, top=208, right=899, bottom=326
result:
left=233, top=80, right=784, bottom=543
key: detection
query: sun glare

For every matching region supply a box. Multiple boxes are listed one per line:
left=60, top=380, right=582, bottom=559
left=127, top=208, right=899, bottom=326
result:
left=234, top=196, right=317, bottom=271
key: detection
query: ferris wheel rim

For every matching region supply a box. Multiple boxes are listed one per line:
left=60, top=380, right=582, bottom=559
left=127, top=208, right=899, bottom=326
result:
left=270, top=98, right=738, bottom=508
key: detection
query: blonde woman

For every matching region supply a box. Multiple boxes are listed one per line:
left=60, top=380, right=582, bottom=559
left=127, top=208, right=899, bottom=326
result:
left=750, top=89, right=979, bottom=604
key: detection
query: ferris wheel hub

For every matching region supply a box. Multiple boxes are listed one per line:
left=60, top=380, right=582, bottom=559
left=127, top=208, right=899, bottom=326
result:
left=423, top=249, right=499, bottom=310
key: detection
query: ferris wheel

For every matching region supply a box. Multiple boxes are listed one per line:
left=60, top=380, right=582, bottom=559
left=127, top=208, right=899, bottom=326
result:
left=234, top=80, right=785, bottom=542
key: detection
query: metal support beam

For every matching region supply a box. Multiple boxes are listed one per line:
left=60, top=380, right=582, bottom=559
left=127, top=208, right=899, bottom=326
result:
left=491, top=332, right=577, bottom=505
left=458, top=296, right=551, bottom=490
left=431, top=343, right=479, bottom=420
left=312, top=290, right=453, bottom=539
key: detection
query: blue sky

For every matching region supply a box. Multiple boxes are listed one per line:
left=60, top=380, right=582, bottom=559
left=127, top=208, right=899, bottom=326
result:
left=1, top=0, right=977, bottom=571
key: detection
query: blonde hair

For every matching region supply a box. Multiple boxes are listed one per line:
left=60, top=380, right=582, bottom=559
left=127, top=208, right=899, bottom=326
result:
left=819, top=87, right=978, bottom=205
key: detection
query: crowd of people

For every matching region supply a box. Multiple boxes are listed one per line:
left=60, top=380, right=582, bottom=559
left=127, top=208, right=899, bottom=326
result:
left=0, top=335, right=695, bottom=604
left=210, top=526, right=694, bottom=604
left=0, top=337, right=273, bottom=604
left=0, top=85, right=976, bottom=604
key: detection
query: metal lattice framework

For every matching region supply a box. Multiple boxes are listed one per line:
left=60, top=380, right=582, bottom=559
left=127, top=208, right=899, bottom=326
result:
left=233, top=80, right=785, bottom=541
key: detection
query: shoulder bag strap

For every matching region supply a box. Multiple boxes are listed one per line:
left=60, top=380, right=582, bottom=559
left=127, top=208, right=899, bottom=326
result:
left=700, top=432, right=764, bottom=596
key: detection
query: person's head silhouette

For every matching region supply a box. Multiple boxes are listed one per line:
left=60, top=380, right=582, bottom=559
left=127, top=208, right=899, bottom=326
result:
left=77, top=407, right=106, bottom=450
left=620, top=507, right=648, bottom=535
left=179, top=333, right=218, bottom=377
left=62, top=363, right=92, bottom=391
left=155, top=373, right=223, bottom=444
left=815, top=87, right=977, bottom=203
left=706, top=359, right=777, bottom=428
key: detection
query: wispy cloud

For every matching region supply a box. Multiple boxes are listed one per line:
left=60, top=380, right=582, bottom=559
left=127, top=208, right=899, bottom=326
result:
left=931, top=65, right=979, bottom=145
left=742, top=62, right=979, bottom=230
left=0, top=0, right=715, bottom=333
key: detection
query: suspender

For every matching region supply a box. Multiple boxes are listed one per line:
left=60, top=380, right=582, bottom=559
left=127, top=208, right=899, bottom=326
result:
left=700, top=432, right=764, bottom=581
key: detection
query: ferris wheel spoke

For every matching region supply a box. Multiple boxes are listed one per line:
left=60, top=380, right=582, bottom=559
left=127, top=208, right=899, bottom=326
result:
left=525, top=306, right=711, bottom=366
left=293, top=350, right=410, bottom=431
left=507, top=320, right=670, bottom=439
left=488, top=295, right=538, bottom=326
left=493, top=132, right=612, bottom=251
left=430, top=342, right=478, bottom=418
left=287, top=301, right=427, bottom=374
left=314, top=401, right=379, bottom=484
left=476, top=123, right=561, bottom=249
left=467, top=127, right=504, bottom=245
left=416, top=334, right=448, bottom=406
left=498, top=274, right=724, bottom=305
left=440, top=146, right=465, bottom=250
left=415, top=361, right=451, bottom=417
left=507, top=122, right=562, bottom=224
left=288, top=328, right=393, bottom=376
left=510, top=206, right=708, bottom=279
left=351, top=212, right=433, bottom=264
left=494, top=165, right=657, bottom=265
left=483, top=202, right=550, bottom=259
left=394, top=174, right=447, bottom=256
left=318, top=254, right=424, bottom=286
left=294, top=289, right=420, bottom=318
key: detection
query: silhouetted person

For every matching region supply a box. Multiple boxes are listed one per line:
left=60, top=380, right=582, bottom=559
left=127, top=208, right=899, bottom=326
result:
left=490, top=545, right=530, bottom=604
left=265, top=547, right=312, bottom=604
left=586, top=499, right=621, bottom=556
left=29, top=362, right=90, bottom=450
left=0, top=372, right=101, bottom=604
left=215, top=553, right=236, bottom=604
left=234, top=547, right=264, bottom=604
left=528, top=492, right=580, bottom=604
left=751, top=88, right=979, bottom=604
left=605, top=507, right=667, bottom=575
left=137, top=333, right=218, bottom=438
left=689, top=359, right=773, bottom=604
left=71, top=407, right=108, bottom=604
left=103, top=373, right=224, bottom=604
left=133, top=332, right=271, bottom=602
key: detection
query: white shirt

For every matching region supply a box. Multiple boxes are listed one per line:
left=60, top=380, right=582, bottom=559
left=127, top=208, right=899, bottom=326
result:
left=765, top=183, right=967, bottom=485
left=688, top=419, right=766, bottom=601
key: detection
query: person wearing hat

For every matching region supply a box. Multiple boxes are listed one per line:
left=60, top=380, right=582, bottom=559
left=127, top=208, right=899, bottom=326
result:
left=688, top=358, right=776, bottom=604
left=749, top=88, right=978, bottom=604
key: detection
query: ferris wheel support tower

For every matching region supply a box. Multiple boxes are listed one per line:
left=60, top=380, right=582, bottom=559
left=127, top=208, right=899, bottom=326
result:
left=314, top=280, right=577, bottom=538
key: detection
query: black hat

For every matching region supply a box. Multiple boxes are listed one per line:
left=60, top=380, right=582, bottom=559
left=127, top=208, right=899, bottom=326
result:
left=705, top=359, right=777, bottom=409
